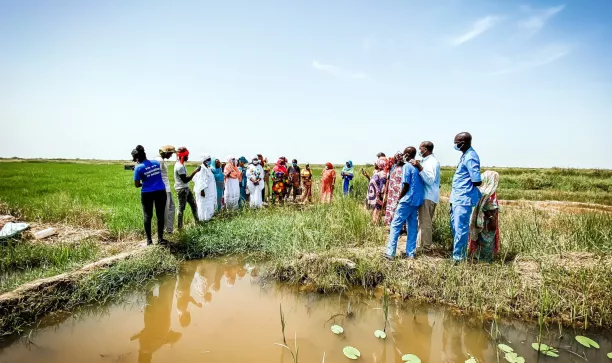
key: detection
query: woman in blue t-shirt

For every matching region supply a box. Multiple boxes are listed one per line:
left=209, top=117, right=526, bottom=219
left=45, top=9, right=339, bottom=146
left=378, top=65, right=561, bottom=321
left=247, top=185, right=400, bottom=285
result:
left=132, top=145, right=168, bottom=245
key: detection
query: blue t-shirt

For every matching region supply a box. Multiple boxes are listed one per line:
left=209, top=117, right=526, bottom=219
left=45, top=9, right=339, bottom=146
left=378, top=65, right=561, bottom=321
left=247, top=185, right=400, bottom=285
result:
left=450, top=147, right=482, bottom=206
left=399, top=163, right=424, bottom=207
left=134, top=160, right=166, bottom=193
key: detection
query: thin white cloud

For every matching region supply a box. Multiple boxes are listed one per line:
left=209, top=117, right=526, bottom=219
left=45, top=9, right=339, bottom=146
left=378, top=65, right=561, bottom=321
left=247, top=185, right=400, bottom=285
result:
left=452, top=15, right=502, bottom=46
left=518, top=5, right=565, bottom=36
left=491, top=44, right=571, bottom=75
left=311, top=60, right=370, bottom=80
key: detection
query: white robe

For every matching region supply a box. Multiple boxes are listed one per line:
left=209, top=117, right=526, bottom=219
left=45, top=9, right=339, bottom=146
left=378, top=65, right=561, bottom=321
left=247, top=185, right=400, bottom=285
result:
left=194, top=166, right=217, bottom=221
left=224, top=178, right=240, bottom=210
left=246, top=164, right=265, bottom=208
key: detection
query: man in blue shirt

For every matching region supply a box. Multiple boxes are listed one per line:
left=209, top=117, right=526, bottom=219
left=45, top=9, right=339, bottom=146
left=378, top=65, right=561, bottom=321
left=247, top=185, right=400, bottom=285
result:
left=450, top=132, right=482, bottom=261
left=385, top=146, right=425, bottom=259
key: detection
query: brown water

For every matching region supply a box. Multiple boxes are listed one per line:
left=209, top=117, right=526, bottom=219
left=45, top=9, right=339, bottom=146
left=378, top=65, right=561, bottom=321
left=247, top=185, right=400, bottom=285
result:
left=1, top=259, right=610, bottom=363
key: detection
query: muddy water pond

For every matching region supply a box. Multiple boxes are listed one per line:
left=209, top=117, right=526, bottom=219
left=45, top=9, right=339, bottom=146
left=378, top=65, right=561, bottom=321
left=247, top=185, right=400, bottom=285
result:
left=1, top=259, right=611, bottom=363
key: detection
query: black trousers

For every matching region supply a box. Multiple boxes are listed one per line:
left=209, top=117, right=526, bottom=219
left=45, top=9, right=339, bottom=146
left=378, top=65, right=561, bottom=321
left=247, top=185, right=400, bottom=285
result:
left=141, top=190, right=167, bottom=244
left=177, top=188, right=198, bottom=228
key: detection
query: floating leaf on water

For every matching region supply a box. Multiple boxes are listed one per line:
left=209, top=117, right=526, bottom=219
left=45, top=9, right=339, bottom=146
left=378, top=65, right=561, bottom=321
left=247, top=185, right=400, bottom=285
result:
left=504, top=352, right=518, bottom=362
left=343, top=346, right=360, bottom=360
left=374, top=330, right=387, bottom=339
left=465, top=358, right=477, bottom=363
left=607, top=352, right=612, bottom=359
left=575, top=335, right=600, bottom=349
left=401, top=354, right=421, bottom=363
left=532, top=343, right=559, bottom=357
left=498, top=344, right=514, bottom=353
left=331, top=325, right=344, bottom=334
left=505, top=352, right=525, bottom=363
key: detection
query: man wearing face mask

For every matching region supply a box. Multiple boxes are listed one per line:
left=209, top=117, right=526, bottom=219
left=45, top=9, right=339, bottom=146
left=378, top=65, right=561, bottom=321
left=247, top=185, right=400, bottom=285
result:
left=450, top=132, right=482, bottom=262
left=409, top=141, right=440, bottom=251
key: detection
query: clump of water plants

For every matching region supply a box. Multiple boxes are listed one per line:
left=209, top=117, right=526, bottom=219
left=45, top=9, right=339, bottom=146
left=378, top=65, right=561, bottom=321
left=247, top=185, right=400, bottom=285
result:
left=532, top=342, right=559, bottom=357
left=373, top=285, right=390, bottom=339
left=275, top=304, right=299, bottom=363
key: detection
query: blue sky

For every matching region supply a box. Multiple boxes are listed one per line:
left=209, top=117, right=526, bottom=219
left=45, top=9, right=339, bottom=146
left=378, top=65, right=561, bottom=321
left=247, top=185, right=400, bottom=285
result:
left=1, top=0, right=611, bottom=168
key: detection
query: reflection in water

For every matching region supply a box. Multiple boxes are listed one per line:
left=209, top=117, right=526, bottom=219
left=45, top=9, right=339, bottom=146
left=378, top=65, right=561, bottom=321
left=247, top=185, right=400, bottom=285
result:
left=1, top=259, right=611, bottom=363
left=130, top=275, right=181, bottom=363
left=176, top=263, right=201, bottom=327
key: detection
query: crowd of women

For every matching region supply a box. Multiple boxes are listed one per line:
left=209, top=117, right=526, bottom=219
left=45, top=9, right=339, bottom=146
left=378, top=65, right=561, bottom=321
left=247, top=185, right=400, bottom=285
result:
left=131, top=132, right=500, bottom=263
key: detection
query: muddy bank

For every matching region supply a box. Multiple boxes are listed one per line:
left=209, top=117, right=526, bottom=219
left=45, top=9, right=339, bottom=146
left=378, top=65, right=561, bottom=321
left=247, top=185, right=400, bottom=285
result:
left=268, top=247, right=612, bottom=329
left=0, top=247, right=178, bottom=337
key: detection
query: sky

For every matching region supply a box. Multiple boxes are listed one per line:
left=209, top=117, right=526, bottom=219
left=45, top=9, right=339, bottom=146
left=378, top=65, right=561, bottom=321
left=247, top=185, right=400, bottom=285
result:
left=1, top=0, right=611, bottom=168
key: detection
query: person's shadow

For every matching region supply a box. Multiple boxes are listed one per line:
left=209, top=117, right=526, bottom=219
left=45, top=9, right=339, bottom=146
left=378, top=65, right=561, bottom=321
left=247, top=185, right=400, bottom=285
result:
left=130, top=276, right=182, bottom=363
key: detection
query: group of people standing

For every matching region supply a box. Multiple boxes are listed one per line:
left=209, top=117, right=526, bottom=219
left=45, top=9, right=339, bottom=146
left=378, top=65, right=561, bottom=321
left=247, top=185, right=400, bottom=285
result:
left=375, top=132, right=500, bottom=262
left=131, top=131, right=500, bottom=262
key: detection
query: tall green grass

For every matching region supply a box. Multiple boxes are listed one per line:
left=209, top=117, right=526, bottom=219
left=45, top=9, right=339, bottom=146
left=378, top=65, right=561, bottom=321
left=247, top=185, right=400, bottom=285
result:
left=0, top=240, right=103, bottom=293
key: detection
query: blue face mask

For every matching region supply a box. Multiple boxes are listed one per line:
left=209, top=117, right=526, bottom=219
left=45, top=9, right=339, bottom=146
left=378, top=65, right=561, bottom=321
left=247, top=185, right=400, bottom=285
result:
left=204, top=160, right=211, bottom=166
left=454, top=143, right=463, bottom=151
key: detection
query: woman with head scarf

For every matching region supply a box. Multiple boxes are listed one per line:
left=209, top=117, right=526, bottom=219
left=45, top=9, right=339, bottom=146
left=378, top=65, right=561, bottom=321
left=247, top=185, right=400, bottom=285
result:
left=131, top=145, right=167, bottom=245
left=237, top=156, right=249, bottom=207
left=261, top=157, right=271, bottom=204
left=193, top=154, right=217, bottom=221
left=174, top=146, right=200, bottom=228
left=468, top=171, right=500, bottom=262
left=246, top=156, right=265, bottom=208
left=384, top=152, right=405, bottom=225
left=223, top=156, right=241, bottom=210
left=341, top=160, right=355, bottom=196
left=320, top=162, right=336, bottom=203
left=287, top=159, right=301, bottom=202
left=210, top=158, right=224, bottom=211
left=300, top=163, right=313, bottom=203
left=257, top=155, right=267, bottom=203
left=157, top=145, right=176, bottom=234
left=271, top=158, right=288, bottom=204
left=366, top=158, right=388, bottom=223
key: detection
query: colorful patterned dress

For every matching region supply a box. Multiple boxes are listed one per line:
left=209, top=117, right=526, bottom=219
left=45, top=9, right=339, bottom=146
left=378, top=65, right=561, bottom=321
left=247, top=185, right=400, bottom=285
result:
left=367, top=170, right=387, bottom=210
left=384, top=165, right=403, bottom=225
left=301, top=168, right=313, bottom=202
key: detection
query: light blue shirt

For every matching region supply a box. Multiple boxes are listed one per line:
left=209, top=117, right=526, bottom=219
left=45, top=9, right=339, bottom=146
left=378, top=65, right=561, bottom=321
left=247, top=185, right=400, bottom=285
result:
left=399, top=163, right=424, bottom=207
left=450, top=147, right=482, bottom=206
left=419, top=154, right=440, bottom=203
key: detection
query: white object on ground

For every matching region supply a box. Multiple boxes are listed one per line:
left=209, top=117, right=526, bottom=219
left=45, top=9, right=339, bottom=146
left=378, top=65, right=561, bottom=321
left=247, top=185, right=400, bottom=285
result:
left=0, top=222, right=30, bottom=240
left=34, top=227, right=58, bottom=240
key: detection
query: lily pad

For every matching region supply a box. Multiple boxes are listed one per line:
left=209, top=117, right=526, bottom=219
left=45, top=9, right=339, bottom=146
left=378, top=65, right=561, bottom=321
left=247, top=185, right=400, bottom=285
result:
left=465, top=358, right=477, bottom=363
left=374, top=330, right=387, bottom=339
left=504, top=352, right=518, bottom=362
left=532, top=343, right=559, bottom=357
left=607, top=352, right=612, bottom=358
left=401, top=354, right=421, bottom=363
left=343, top=346, right=360, bottom=360
left=504, top=352, right=525, bottom=363
left=575, top=335, right=600, bottom=349
left=331, top=325, right=344, bottom=334
left=498, top=344, right=514, bottom=353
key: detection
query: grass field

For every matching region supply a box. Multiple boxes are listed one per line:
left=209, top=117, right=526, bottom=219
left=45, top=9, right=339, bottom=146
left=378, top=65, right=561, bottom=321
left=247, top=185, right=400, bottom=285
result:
left=1, top=160, right=612, bottom=335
